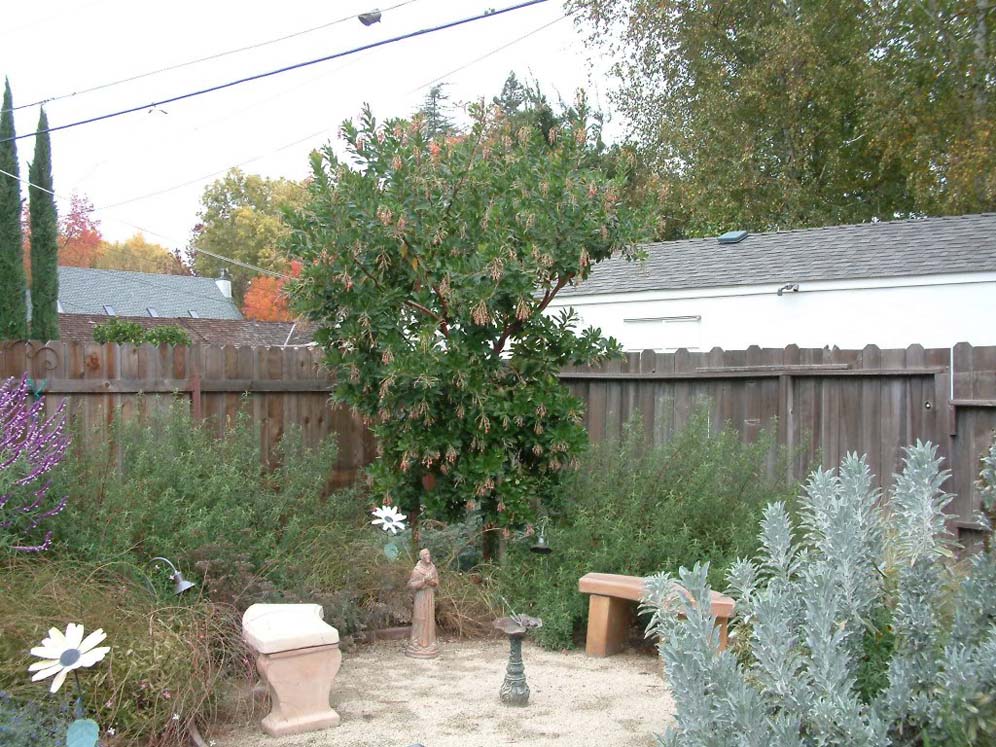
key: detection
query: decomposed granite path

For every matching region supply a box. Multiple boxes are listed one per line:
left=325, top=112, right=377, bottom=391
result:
left=211, top=639, right=673, bottom=747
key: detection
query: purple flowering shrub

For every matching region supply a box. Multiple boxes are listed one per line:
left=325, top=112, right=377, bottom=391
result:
left=0, top=376, right=69, bottom=552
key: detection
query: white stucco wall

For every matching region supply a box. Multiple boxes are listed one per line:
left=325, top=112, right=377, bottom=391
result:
left=547, top=272, right=996, bottom=351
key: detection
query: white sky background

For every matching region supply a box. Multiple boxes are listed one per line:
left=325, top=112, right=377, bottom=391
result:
left=2, top=0, right=618, bottom=255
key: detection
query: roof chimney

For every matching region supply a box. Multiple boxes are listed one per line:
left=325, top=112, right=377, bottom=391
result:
left=215, top=268, right=232, bottom=299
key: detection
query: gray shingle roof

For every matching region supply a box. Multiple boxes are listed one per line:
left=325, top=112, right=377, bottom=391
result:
left=560, top=213, right=996, bottom=297
left=56, top=267, right=243, bottom=319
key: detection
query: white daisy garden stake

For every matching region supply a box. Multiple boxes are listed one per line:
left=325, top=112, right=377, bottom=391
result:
left=371, top=504, right=407, bottom=559
left=28, top=623, right=110, bottom=747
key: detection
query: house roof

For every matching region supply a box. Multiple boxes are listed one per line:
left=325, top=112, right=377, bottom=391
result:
left=56, top=267, right=243, bottom=319
left=560, top=213, right=996, bottom=297
left=59, top=314, right=316, bottom=346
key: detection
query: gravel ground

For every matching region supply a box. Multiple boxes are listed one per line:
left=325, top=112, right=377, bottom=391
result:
left=211, top=638, right=673, bottom=747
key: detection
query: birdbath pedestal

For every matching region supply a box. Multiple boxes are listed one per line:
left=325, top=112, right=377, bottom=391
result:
left=493, top=615, right=542, bottom=707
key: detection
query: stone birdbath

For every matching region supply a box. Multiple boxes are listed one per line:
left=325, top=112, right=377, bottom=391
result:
left=493, top=614, right=542, bottom=707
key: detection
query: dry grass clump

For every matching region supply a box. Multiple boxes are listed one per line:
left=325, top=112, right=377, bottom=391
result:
left=435, top=566, right=503, bottom=638
left=0, top=555, right=253, bottom=746
left=299, top=521, right=501, bottom=640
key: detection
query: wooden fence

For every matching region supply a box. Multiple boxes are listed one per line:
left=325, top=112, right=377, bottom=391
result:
left=562, top=344, right=996, bottom=533
left=0, top=341, right=374, bottom=488
left=2, top=341, right=994, bottom=532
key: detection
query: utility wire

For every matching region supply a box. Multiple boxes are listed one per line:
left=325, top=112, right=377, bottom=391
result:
left=410, top=13, right=567, bottom=94
left=90, top=11, right=569, bottom=213
left=94, top=128, right=327, bottom=211
left=5, top=0, right=422, bottom=113
left=68, top=51, right=366, bottom=190
left=0, top=165, right=289, bottom=280
left=1, top=0, right=552, bottom=143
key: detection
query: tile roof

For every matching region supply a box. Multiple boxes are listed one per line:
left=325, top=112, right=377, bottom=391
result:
left=56, top=267, right=243, bottom=319
left=560, top=213, right=996, bottom=297
left=59, top=314, right=315, bottom=347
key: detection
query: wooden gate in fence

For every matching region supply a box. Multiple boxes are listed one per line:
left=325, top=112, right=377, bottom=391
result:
left=2, top=340, right=994, bottom=529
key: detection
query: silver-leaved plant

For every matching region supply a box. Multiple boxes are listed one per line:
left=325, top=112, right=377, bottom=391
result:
left=644, top=440, right=996, bottom=747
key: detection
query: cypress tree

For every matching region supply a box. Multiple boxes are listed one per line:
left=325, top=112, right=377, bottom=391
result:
left=0, top=79, right=28, bottom=340
left=29, top=107, right=58, bottom=341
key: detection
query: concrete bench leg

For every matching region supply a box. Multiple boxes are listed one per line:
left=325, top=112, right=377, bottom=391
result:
left=717, top=616, right=729, bottom=650
left=585, top=594, right=634, bottom=657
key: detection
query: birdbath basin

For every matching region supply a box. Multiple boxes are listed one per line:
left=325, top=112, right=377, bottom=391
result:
left=494, top=615, right=542, bottom=706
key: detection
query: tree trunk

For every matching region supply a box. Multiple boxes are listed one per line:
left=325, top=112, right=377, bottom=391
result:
left=482, top=523, right=499, bottom=563
left=410, top=502, right=421, bottom=548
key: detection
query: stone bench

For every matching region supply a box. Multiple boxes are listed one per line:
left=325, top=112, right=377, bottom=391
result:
left=578, top=572, right=735, bottom=657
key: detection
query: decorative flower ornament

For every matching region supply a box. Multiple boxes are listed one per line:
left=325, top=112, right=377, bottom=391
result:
left=28, top=623, right=110, bottom=693
left=371, top=505, right=407, bottom=535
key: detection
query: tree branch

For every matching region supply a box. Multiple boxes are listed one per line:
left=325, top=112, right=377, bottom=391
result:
left=492, top=273, right=573, bottom=355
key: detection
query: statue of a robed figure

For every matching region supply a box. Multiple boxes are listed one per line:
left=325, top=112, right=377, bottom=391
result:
left=404, top=548, right=439, bottom=659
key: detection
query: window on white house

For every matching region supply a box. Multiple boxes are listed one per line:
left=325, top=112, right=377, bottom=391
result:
left=623, top=315, right=702, bottom=352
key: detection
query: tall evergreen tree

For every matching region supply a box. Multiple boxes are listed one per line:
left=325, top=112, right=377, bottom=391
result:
left=0, top=79, right=28, bottom=340
left=29, top=108, right=58, bottom=341
left=415, top=84, right=457, bottom=139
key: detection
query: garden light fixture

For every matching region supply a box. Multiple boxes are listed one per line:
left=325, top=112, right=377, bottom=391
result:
left=151, top=556, right=196, bottom=595
left=529, top=532, right=552, bottom=554
left=529, top=517, right=552, bottom=554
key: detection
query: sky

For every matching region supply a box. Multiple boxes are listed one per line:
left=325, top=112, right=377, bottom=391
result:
left=2, top=0, right=617, bottom=256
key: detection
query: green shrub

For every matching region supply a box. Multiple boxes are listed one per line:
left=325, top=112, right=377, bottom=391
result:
left=92, top=319, right=145, bottom=344
left=141, top=326, right=191, bottom=346
left=50, top=402, right=348, bottom=594
left=47, top=402, right=448, bottom=636
left=91, top=321, right=191, bottom=346
left=645, top=441, right=996, bottom=746
left=495, top=410, right=799, bottom=648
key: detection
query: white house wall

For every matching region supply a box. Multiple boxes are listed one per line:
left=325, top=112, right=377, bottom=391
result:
left=546, top=272, right=996, bottom=351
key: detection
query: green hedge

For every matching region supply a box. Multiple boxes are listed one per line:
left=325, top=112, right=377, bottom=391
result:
left=495, top=410, right=801, bottom=648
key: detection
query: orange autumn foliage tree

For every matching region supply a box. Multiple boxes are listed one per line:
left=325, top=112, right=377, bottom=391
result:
left=241, top=260, right=300, bottom=321
left=58, top=194, right=103, bottom=267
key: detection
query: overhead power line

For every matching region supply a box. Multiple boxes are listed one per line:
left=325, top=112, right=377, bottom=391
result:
left=411, top=13, right=567, bottom=93
left=92, top=12, right=569, bottom=213
left=0, top=165, right=289, bottom=280
left=1, top=0, right=552, bottom=144
left=4, top=0, right=422, bottom=113
left=94, top=128, right=328, bottom=212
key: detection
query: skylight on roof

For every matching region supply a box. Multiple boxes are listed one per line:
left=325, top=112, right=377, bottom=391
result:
left=717, top=230, right=749, bottom=244
left=147, top=307, right=159, bottom=317
left=103, top=305, right=116, bottom=316
left=188, top=310, right=199, bottom=318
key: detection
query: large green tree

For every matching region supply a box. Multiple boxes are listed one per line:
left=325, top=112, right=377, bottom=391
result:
left=96, top=233, right=189, bottom=274
left=189, top=168, right=307, bottom=304
left=288, top=100, right=642, bottom=551
left=569, top=0, right=995, bottom=232
left=494, top=71, right=683, bottom=240
left=0, top=79, right=28, bottom=340
left=29, top=108, right=58, bottom=341
left=865, top=1, right=995, bottom=214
